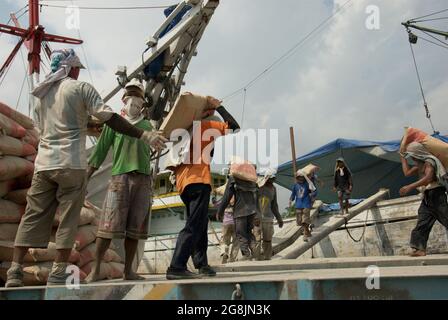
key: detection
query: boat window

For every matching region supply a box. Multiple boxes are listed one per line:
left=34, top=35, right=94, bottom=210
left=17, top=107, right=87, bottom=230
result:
left=159, top=178, right=166, bottom=194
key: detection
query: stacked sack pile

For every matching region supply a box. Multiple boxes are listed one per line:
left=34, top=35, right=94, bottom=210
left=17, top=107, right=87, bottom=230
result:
left=0, top=102, right=124, bottom=285
left=70, top=202, right=125, bottom=282
left=0, top=101, right=39, bottom=285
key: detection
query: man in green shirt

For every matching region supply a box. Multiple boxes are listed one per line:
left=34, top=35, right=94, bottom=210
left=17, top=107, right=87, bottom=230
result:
left=85, top=79, right=162, bottom=282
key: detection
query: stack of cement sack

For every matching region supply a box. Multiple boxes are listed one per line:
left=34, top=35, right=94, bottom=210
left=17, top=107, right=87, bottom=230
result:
left=0, top=101, right=38, bottom=282
left=0, top=103, right=124, bottom=285
left=71, top=201, right=124, bottom=282
left=0, top=200, right=125, bottom=285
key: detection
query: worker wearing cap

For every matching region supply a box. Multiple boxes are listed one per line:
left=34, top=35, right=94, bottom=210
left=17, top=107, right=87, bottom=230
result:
left=85, top=79, right=161, bottom=282
left=5, top=49, right=167, bottom=288
left=253, top=168, right=284, bottom=260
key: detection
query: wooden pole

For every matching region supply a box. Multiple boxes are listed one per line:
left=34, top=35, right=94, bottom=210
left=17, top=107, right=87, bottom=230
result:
left=289, top=127, right=297, bottom=180
left=277, top=189, right=389, bottom=259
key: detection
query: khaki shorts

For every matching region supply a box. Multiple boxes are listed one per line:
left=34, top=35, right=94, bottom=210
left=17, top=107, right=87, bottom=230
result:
left=296, top=208, right=311, bottom=225
left=15, top=169, right=87, bottom=249
left=97, top=173, right=152, bottom=240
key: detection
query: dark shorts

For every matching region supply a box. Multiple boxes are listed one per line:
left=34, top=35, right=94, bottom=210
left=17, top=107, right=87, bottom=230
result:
left=98, top=173, right=152, bottom=240
left=337, top=188, right=351, bottom=200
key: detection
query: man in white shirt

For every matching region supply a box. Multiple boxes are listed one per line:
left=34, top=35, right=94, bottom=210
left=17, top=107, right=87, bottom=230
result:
left=5, top=49, right=167, bottom=287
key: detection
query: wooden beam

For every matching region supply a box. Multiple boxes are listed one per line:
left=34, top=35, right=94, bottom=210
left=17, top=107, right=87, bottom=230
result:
left=289, top=127, right=297, bottom=181
left=277, top=189, right=390, bottom=259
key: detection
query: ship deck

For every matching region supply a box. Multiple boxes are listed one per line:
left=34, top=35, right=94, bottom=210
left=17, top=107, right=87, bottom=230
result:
left=1, top=254, right=447, bottom=300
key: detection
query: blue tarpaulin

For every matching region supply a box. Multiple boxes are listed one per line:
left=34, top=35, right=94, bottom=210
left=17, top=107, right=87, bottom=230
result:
left=276, top=134, right=448, bottom=203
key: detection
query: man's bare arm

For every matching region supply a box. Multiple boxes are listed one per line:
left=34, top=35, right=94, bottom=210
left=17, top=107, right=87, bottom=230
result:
left=401, top=155, right=419, bottom=177
left=400, top=163, right=434, bottom=195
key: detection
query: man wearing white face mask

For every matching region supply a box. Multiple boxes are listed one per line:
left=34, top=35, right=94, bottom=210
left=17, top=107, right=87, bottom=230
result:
left=85, top=79, right=162, bottom=282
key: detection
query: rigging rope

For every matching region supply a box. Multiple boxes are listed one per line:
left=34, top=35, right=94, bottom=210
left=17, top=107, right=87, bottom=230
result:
left=40, top=4, right=173, bottom=10
left=70, top=0, right=95, bottom=85
left=221, top=0, right=353, bottom=102
left=343, top=211, right=369, bottom=243
left=407, top=35, right=437, bottom=134
left=421, top=30, right=448, bottom=47
left=0, top=18, right=12, bottom=40
left=418, top=36, right=448, bottom=51
left=0, top=5, right=29, bottom=87
left=15, top=70, right=28, bottom=111
left=17, top=48, right=30, bottom=111
left=409, top=8, right=448, bottom=22
left=411, top=16, right=448, bottom=23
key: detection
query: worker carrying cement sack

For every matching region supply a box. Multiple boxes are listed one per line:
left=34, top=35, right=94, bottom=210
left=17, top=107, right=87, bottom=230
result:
left=290, top=171, right=314, bottom=241
left=85, top=78, right=159, bottom=283
left=229, top=160, right=258, bottom=183
left=253, top=168, right=283, bottom=260
left=399, top=141, right=448, bottom=257
left=217, top=160, right=259, bottom=261
left=165, top=96, right=240, bottom=280
left=401, top=127, right=448, bottom=169
left=160, top=92, right=217, bottom=138
left=5, top=49, right=167, bottom=288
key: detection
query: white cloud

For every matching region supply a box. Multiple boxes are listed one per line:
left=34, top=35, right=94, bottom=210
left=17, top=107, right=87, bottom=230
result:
left=1, top=0, right=447, bottom=207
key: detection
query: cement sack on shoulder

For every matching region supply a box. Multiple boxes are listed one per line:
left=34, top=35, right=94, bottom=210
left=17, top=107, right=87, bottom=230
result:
left=160, top=92, right=210, bottom=138
left=0, top=223, right=19, bottom=241
left=0, top=135, right=36, bottom=157
left=22, top=128, right=39, bottom=148
left=0, top=113, right=26, bottom=138
left=0, top=156, right=34, bottom=181
left=421, top=136, right=448, bottom=169
left=230, top=162, right=257, bottom=183
left=0, top=102, right=34, bottom=129
left=0, top=180, right=16, bottom=197
left=4, top=188, right=28, bottom=206
left=299, top=164, right=320, bottom=177
left=400, top=127, right=428, bottom=153
left=74, top=224, right=98, bottom=251
left=0, top=199, right=25, bottom=223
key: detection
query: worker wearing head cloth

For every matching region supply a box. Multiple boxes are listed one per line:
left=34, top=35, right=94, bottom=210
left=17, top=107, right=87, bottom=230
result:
left=5, top=49, right=167, bottom=288
left=399, top=141, right=448, bottom=257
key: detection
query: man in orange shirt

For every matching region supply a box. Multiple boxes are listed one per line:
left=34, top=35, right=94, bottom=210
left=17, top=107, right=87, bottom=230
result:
left=166, top=97, right=240, bottom=280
